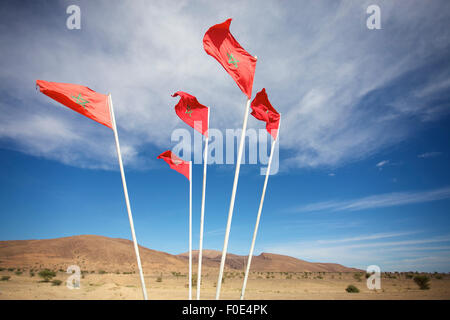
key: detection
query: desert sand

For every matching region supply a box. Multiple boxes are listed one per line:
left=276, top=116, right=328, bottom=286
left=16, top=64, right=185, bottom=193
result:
left=0, top=235, right=449, bottom=300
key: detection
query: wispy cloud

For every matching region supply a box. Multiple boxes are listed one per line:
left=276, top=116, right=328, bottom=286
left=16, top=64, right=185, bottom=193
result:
left=418, top=151, right=442, bottom=158
left=294, top=186, right=450, bottom=213
left=262, top=233, right=450, bottom=271
left=376, top=160, right=389, bottom=167
left=0, top=1, right=449, bottom=170
left=316, top=231, right=417, bottom=244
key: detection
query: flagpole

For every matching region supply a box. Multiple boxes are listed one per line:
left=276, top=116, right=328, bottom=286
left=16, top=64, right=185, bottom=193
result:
left=108, top=94, right=148, bottom=300
left=215, top=98, right=251, bottom=300
left=189, top=160, right=193, bottom=300
left=240, top=117, right=280, bottom=300
left=197, top=109, right=210, bottom=300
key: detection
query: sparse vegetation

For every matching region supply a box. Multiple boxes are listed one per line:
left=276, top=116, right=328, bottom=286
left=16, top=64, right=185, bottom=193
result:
left=38, top=269, right=56, bottom=282
left=15, top=271, right=23, bottom=275
left=353, top=273, right=362, bottom=282
left=98, top=270, right=107, bottom=274
left=157, top=273, right=163, bottom=283
left=190, top=274, right=199, bottom=286
left=51, top=279, right=62, bottom=286
left=7, top=268, right=14, bottom=272
left=346, top=285, right=360, bottom=293
left=414, top=275, right=430, bottom=290
left=29, top=271, right=35, bottom=277
left=1, top=276, right=11, bottom=281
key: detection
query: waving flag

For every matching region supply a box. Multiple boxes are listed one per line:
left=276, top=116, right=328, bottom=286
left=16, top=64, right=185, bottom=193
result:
left=172, top=91, right=209, bottom=137
left=203, top=18, right=257, bottom=99
left=250, top=88, right=280, bottom=140
left=36, top=80, right=112, bottom=129
left=157, top=150, right=190, bottom=180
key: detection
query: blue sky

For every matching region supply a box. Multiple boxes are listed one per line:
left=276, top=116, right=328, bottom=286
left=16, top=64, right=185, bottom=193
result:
left=1, top=0, right=450, bottom=272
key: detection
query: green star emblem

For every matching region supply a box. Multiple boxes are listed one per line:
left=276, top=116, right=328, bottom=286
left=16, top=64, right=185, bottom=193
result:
left=227, top=53, right=239, bottom=68
left=185, top=105, right=193, bottom=117
left=71, top=93, right=90, bottom=109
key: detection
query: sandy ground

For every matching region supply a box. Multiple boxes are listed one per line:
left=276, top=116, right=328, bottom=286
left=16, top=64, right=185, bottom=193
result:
left=1, top=270, right=449, bottom=300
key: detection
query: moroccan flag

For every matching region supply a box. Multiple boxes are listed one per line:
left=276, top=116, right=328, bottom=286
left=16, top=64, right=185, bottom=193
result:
left=36, top=80, right=112, bottom=129
left=172, top=91, right=209, bottom=137
left=157, top=150, right=190, bottom=180
left=203, top=18, right=257, bottom=99
left=250, top=88, right=280, bottom=140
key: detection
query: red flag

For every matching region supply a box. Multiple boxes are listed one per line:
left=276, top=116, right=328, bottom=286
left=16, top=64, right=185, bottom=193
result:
left=250, top=88, right=280, bottom=140
left=36, top=80, right=112, bottom=129
left=203, top=18, right=257, bottom=99
left=157, top=150, right=190, bottom=180
left=172, top=91, right=209, bottom=137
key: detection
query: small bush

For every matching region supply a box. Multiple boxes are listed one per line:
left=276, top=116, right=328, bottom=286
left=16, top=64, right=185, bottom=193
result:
left=38, top=269, right=56, bottom=282
left=353, top=273, right=362, bottom=282
left=156, top=276, right=162, bottom=283
left=191, top=274, right=197, bottom=287
left=1, top=276, right=11, bottom=281
left=0, top=268, right=5, bottom=271
left=346, top=285, right=360, bottom=293
left=98, top=270, right=107, bottom=274
left=406, top=273, right=413, bottom=279
left=51, top=279, right=62, bottom=286
left=7, top=268, right=14, bottom=272
left=30, top=271, right=35, bottom=277
left=414, top=275, right=430, bottom=290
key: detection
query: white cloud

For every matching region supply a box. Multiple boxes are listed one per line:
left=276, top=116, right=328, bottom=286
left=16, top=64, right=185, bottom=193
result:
left=0, top=1, right=449, bottom=170
left=376, top=160, right=389, bottom=167
left=418, top=151, right=442, bottom=158
left=316, top=231, right=417, bottom=244
left=294, top=186, right=450, bottom=213
left=262, top=233, right=450, bottom=271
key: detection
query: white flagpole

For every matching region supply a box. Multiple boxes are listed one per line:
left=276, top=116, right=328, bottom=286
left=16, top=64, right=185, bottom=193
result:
left=108, top=94, right=148, bottom=300
left=189, top=160, right=193, bottom=300
left=197, top=109, right=210, bottom=300
left=240, top=117, right=280, bottom=300
left=215, top=98, right=251, bottom=300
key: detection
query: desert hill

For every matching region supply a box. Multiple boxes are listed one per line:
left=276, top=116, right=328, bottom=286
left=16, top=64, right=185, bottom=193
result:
left=0, top=235, right=359, bottom=273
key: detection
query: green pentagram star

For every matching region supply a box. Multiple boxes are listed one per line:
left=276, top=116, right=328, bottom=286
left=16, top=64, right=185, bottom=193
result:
left=185, top=105, right=193, bottom=117
left=227, top=53, right=239, bottom=68
left=71, top=93, right=89, bottom=109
